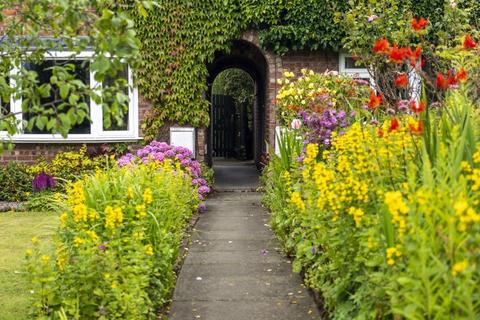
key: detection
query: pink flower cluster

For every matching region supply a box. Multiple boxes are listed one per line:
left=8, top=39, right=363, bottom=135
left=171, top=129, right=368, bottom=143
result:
left=118, top=141, right=210, bottom=208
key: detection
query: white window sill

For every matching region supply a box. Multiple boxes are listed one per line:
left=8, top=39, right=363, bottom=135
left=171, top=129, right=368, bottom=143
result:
left=1, top=135, right=143, bottom=143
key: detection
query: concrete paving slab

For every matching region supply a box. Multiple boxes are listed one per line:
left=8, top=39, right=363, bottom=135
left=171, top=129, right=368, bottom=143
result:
left=188, top=239, right=279, bottom=252
left=213, top=162, right=260, bottom=192
left=169, top=192, right=320, bottom=320
left=169, top=300, right=319, bottom=320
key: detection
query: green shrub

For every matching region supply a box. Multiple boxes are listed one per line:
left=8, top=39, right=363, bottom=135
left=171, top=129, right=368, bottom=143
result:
left=26, top=163, right=199, bottom=319
left=0, top=162, right=33, bottom=202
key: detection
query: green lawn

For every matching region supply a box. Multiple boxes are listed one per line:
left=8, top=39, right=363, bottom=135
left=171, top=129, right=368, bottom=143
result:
left=0, top=212, right=58, bottom=320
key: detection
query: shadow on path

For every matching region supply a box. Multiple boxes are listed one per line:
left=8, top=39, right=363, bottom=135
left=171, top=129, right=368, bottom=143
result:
left=213, top=161, right=259, bottom=192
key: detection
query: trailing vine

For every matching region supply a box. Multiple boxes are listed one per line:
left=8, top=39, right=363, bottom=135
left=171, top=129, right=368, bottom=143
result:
left=112, top=1, right=478, bottom=141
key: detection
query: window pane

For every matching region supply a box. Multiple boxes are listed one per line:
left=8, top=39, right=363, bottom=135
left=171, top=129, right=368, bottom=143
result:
left=23, top=59, right=91, bottom=134
left=103, top=67, right=129, bottom=131
left=345, top=56, right=367, bottom=69
left=1, top=77, right=10, bottom=116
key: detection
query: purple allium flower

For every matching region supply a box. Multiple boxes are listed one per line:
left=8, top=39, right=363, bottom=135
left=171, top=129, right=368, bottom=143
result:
left=32, top=172, right=56, bottom=192
left=198, top=186, right=211, bottom=194
left=199, top=203, right=207, bottom=213
left=165, top=149, right=175, bottom=157
left=118, top=153, right=135, bottom=167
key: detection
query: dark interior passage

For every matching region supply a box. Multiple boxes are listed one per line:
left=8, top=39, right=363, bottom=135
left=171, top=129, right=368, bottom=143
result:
left=211, top=68, right=254, bottom=161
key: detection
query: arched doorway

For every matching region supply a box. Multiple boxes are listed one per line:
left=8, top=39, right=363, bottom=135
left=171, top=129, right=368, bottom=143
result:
left=206, top=39, right=268, bottom=170
left=211, top=68, right=255, bottom=161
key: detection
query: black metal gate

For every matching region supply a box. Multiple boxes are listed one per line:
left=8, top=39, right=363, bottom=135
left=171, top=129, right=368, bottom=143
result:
left=212, top=95, right=236, bottom=158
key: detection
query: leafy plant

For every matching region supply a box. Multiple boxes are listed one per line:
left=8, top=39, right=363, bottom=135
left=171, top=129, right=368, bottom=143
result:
left=26, top=163, right=199, bottom=319
left=0, top=161, right=32, bottom=202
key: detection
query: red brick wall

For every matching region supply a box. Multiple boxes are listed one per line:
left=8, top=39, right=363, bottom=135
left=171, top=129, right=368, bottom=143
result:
left=0, top=27, right=339, bottom=165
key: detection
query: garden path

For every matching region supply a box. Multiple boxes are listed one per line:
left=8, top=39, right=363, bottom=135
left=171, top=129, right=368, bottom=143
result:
left=168, top=192, right=321, bottom=320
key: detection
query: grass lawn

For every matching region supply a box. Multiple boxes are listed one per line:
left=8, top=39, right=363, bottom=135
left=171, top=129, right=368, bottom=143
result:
left=0, top=212, right=59, bottom=320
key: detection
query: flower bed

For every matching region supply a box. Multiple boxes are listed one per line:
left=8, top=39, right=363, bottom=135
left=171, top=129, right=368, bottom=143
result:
left=263, top=20, right=480, bottom=319
left=26, top=163, right=200, bottom=319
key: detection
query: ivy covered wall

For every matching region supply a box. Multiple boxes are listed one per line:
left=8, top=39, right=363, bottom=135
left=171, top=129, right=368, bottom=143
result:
left=112, top=0, right=478, bottom=141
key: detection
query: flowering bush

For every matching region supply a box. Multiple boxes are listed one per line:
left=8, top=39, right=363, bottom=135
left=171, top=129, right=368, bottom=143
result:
left=264, top=14, right=480, bottom=320
left=28, top=145, right=110, bottom=188
left=0, top=161, right=32, bottom=202
left=118, top=141, right=211, bottom=204
left=27, top=163, right=199, bottom=319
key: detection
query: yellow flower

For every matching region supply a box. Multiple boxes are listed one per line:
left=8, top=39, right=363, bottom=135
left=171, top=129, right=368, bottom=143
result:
left=25, top=249, right=33, bottom=257
left=452, top=260, right=468, bottom=276
left=127, top=187, right=135, bottom=199
left=86, top=230, right=99, bottom=243
left=60, top=212, right=68, bottom=226
left=111, top=281, right=118, bottom=289
left=386, top=246, right=401, bottom=266
left=41, top=255, right=50, bottom=265
left=348, top=207, right=364, bottom=227
left=135, top=204, right=147, bottom=218
left=290, top=191, right=305, bottom=212
left=31, top=236, right=39, bottom=245
left=105, top=206, right=124, bottom=230
left=145, top=244, right=154, bottom=256
left=74, top=236, right=86, bottom=247
left=384, top=191, right=409, bottom=235
left=143, top=188, right=153, bottom=205
left=103, top=273, right=111, bottom=280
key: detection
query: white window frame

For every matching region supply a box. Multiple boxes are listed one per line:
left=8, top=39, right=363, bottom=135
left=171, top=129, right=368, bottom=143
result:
left=0, top=51, right=140, bottom=143
left=339, top=53, right=375, bottom=88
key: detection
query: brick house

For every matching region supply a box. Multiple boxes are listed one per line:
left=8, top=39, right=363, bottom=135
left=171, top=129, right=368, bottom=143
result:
left=0, top=27, right=368, bottom=166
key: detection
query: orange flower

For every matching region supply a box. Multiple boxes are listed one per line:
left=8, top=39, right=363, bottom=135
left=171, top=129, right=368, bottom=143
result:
left=410, top=100, right=425, bottom=113
left=407, top=45, right=422, bottom=66
left=395, top=73, right=408, bottom=88
left=456, top=68, right=467, bottom=82
left=409, top=119, right=423, bottom=135
left=389, top=118, right=400, bottom=132
left=436, top=72, right=448, bottom=89
left=447, top=70, right=458, bottom=86
left=378, top=128, right=385, bottom=138
left=373, top=38, right=390, bottom=54
left=463, top=34, right=478, bottom=49
left=411, top=17, right=428, bottom=31
left=368, top=91, right=383, bottom=109
left=389, top=45, right=406, bottom=64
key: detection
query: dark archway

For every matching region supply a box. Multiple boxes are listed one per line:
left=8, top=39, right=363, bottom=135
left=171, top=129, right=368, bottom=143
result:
left=206, top=39, right=268, bottom=168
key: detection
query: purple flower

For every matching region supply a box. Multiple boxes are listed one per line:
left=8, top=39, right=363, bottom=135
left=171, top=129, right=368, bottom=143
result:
left=97, top=242, right=108, bottom=251
left=261, top=249, right=269, bottom=256
left=118, top=153, right=135, bottom=167
left=198, top=186, right=211, bottom=194
left=199, top=203, right=207, bottom=213
left=311, top=246, right=317, bottom=255
left=32, top=172, right=56, bottom=192
left=165, top=149, right=175, bottom=157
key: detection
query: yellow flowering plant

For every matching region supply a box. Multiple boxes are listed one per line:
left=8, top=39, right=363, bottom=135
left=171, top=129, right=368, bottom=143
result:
left=26, top=163, right=199, bottom=319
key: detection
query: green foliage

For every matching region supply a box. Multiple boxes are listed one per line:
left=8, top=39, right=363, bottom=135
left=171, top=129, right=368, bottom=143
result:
left=0, top=162, right=32, bottom=202
left=26, top=164, right=198, bottom=319
left=212, top=68, right=254, bottom=107
left=28, top=146, right=111, bottom=187
left=0, top=0, right=145, bottom=148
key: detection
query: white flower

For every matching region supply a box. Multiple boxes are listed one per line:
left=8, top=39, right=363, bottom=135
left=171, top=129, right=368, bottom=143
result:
left=368, top=15, right=379, bottom=22
left=290, top=119, right=302, bottom=130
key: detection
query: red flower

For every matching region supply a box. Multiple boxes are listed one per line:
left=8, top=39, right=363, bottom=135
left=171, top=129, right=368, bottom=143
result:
left=410, top=100, right=425, bottom=113
left=395, top=73, right=408, bottom=88
left=463, top=34, right=478, bottom=49
left=411, top=17, right=428, bottom=31
left=368, top=91, right=384, bottom=109
left=373, top=38, right=390, bottom=54
left=447, top=70, right=458, bottom=86
left=409, top=120, right=423, bottom=135
left=457, top=67, right=468, bottom=82
left=389, top=118, right=400, bottom=132
left=421, top=58, right=426, bottom=68
left=406, top=45, right=422, bottom=66
left=389, top=45, right=407, bottom=64
left=436, top=72, right=448, bottom=89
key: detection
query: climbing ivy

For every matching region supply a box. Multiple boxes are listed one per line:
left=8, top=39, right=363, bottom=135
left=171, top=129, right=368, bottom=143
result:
left=112, top=1, right=478, bottom=141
